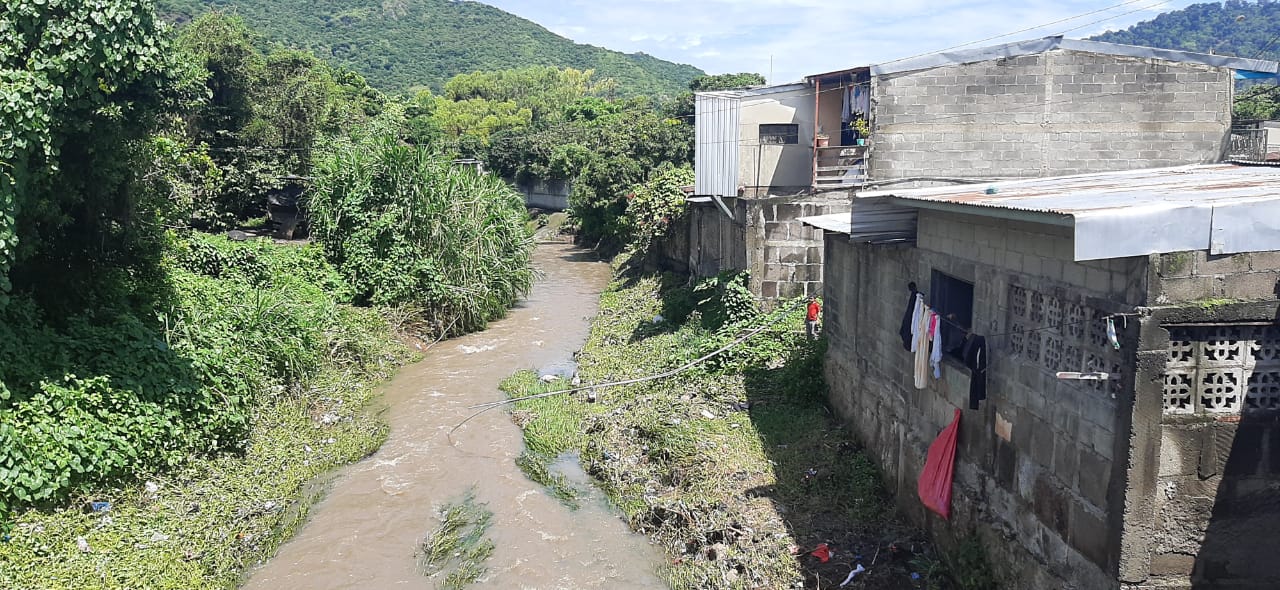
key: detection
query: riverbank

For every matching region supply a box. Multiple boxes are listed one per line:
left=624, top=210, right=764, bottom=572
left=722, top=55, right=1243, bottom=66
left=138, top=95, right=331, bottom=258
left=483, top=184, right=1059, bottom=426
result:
left=0, top=236, right=414, bottom=589
left=506, top=264, right=944, bottom=589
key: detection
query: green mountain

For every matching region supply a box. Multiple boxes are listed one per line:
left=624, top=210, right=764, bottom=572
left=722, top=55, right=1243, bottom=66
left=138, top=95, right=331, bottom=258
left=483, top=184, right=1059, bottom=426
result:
left=1089, top=0, right=1280, bottom=60
left=158, top=0, right=704, bottom=95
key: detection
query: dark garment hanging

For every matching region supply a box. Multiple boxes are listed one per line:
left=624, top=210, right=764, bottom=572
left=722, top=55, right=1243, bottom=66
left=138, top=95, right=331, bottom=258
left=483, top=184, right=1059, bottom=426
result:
left=962, top=334, right=987, bottom=410
left=899, top=290, right=917, bottom=350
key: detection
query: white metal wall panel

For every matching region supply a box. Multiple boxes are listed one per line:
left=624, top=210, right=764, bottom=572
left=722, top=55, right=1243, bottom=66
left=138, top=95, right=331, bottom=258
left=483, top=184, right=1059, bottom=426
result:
left=1210, top=200, right=1280, bottom=255
left=1073, top=205, right=1212, bottom=261
left=695, top=93, right=741, bottom=197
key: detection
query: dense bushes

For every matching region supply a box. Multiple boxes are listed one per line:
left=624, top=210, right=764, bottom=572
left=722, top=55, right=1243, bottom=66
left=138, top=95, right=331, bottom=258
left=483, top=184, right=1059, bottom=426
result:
left=307, top=135, right=534, bottom=334
left=0, top=233, right=391, bottom=518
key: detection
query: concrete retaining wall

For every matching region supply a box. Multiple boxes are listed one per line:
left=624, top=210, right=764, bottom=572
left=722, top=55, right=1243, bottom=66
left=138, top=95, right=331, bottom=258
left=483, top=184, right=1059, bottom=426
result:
left=681, top=194, right=851, bottom=299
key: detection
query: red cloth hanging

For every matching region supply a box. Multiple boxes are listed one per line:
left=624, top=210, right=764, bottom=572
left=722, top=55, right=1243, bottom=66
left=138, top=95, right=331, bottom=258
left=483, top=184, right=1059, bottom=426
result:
left=918, top=409, right=961, bottom=520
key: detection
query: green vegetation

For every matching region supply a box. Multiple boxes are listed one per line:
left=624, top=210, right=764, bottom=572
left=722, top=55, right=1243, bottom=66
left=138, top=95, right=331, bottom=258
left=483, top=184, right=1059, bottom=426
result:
left=156, top=0, right=704, bottom=95
left=0, top=234, right=411, bottom=589
left=1234, top=84, right=1280, bottom=120
left=2, top=1, right=543, bottom=585
left=1088, top=1, right=1280, bottom=121
left=504, top=265, right=935, bottom=589
left=417, top=488, right=496, bottom=590
left=308, top=132, right=534, bottom=335
left=1089, top=0, right=1280, bottom=59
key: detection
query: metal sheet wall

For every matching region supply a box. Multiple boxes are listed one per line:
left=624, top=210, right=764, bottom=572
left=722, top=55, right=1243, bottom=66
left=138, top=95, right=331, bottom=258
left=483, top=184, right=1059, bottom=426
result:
left=695, top=93, right=741, bottom=197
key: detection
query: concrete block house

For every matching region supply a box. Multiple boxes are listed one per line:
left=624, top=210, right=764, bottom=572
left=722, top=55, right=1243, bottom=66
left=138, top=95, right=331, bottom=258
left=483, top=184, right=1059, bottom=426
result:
left=801, top=164, right=1280, bottom=589
left=683, top=37, right=1276, bottom=300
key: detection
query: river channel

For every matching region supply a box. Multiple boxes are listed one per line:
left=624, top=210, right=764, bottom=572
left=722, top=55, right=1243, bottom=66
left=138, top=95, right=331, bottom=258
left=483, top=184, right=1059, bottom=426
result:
left=243, top=242, right=666, bottom=589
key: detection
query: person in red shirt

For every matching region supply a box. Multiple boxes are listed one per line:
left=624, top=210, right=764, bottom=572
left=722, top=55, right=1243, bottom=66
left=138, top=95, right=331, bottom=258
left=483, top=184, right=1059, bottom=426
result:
left=805, top=296, right=821, bottom=340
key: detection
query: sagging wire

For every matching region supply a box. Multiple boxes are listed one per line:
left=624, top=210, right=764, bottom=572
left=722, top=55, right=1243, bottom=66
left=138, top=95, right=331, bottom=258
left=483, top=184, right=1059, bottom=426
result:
left=445, top=297, right=809, bottom=443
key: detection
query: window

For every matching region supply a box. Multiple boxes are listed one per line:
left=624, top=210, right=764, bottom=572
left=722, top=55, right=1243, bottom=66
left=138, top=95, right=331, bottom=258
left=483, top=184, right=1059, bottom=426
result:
left=930, top=270, right=974, bottom=360
left=759, top=124, right=799, bottom=145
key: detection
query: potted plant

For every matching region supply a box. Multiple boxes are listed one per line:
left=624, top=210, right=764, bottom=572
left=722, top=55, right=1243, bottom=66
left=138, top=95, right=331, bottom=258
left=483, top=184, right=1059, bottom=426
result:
left=815, top=129, right=830, bottom=148
left=853, top=117, right=870, bottom=146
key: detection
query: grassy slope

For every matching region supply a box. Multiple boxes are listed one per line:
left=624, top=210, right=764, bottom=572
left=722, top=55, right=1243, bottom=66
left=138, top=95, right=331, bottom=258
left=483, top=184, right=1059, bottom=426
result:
left=505, top=269, right=938, bottom=589
left=158, top=0, right=704, bottom=95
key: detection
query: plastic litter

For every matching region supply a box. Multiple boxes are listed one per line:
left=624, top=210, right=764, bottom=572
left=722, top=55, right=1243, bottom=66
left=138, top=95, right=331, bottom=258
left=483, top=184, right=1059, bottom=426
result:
left=839, top=564, right=866, bottom=587
left=145, top=481, right=160, bottom=495
left=911, top=572, right=921, bottom=580
left=810, top=542, right=832, bottom=563
left=652, top=314, right=664, bottom=323
left=76, top=537, right=90, bottom=553
left=539, top=374, right=559, bottom=383
left=89, top=501, right=111, bottom=513
left=700, top=409, right=716, bottom=419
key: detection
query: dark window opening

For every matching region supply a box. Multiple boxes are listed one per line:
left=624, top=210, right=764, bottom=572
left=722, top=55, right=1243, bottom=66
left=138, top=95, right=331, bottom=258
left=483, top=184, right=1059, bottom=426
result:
left=760, top=123, right=799, bottom=145
left=930, top=270, right=974, bottom=360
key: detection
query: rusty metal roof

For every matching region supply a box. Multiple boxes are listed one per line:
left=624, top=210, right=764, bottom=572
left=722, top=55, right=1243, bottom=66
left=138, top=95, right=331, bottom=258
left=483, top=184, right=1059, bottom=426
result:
left=856, top=164, right=1280, bottom=260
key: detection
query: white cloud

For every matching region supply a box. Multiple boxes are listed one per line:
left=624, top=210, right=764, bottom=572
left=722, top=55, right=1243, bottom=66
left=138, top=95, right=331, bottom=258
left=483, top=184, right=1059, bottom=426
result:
left=483, top=0, right=1202, bottom=86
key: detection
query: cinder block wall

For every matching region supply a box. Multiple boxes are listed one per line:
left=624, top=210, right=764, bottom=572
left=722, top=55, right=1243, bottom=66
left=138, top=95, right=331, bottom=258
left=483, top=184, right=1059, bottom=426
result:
left=684, top=195, right=851, bottom=299
left=750, top=197, right=851, bottom=299
left=871, top=50, right=1233, bottom=181
left=1116, top=251, right=1280, bottom=589
left=823, top=210, right=1149, bottom=588
left=1154, top=250, right=1280, bottom=303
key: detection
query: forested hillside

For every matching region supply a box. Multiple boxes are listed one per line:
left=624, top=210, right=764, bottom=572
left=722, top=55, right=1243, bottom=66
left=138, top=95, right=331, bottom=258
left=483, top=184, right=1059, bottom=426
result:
left=157, top=0, right=704, bottom=95
left=1090, top=0, right=1280, bottom=59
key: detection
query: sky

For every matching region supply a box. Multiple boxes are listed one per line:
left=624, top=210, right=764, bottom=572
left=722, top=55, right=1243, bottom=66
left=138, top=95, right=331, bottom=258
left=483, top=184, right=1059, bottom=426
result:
left=483, top=0, right=1204, bottom=84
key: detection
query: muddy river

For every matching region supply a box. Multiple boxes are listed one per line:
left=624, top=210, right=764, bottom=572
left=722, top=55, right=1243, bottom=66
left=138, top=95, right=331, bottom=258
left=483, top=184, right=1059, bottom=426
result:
left=243, top=242, right=665, bottom=589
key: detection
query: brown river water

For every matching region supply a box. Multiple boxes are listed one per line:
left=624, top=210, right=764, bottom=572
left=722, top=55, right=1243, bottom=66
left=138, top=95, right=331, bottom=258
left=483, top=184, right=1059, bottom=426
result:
left=242, top=242, right=666, bottom=589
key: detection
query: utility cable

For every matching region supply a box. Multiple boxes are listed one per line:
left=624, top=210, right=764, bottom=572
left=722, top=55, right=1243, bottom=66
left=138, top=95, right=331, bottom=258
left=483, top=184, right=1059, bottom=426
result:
left=446, top=297, right=807, bottom=437
left=873, top=0, right=1159, bottom=70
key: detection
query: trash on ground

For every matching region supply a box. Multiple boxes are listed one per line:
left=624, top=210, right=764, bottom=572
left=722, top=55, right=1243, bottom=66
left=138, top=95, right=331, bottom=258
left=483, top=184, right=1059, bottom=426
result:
left=809, top=542, right=832, bottom=563
left=76, top=537, right=90, bottom=553
left=89, top=501, right=111, bottom=513
left=540, top=374, right=559, bottom=383
left=838, top=564, right=866, bottom=587
left=700, top=409, right=716, bottom=419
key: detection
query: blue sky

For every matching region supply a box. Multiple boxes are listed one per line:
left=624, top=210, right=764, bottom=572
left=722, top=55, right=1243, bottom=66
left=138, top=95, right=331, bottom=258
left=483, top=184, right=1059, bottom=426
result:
left=483, top=0, right=1204, bottom=84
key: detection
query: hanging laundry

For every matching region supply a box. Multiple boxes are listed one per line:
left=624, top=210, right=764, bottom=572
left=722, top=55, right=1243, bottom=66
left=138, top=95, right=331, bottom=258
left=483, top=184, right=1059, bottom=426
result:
left=1106, top=317, right=1120, bottom=350
left=899, top=283, right=918, bottom=351
left=928, top=312, right=942, bottom=379
left=852, top=84, right=870, bottom=116
left=962, top=334, right=988, bottom=410
left=841, top=86, right=852, bottom=123
left=918, top=409, right=961, bottom=519
left=914, top=298, right=931, bottom=389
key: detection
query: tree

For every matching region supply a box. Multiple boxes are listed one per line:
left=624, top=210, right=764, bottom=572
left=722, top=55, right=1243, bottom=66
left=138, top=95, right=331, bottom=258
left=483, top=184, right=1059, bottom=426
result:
left=1, top=0, right=192, bottom=306
left=670, top=72, right=767, bottom=120
left=1235, top=84, right=1280, bottom=120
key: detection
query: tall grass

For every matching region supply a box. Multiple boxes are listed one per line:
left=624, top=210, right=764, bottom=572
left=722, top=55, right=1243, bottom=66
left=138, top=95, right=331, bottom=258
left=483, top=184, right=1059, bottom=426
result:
left=308, top=135, right=534, bottom=335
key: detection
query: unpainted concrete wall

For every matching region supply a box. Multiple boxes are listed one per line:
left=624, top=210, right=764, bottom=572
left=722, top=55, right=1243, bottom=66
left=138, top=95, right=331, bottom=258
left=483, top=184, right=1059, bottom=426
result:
left=871, top=50, right=1233, bottom=182
left=1154, top=250, right=1280, bottom=304
left=1116, top=250, right=1280, bottom=589
left=514, top=178, right=572, bottom=211
left=823, top=209, right=1149, bottom=588
left=682, top=194, right=850, bottom=299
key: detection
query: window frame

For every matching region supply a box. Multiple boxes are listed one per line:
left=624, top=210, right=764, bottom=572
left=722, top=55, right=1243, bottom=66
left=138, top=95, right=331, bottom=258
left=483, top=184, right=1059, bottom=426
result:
left=759, top=123, right=799, bottom=145
left=929, top=270, right=975, bottom=361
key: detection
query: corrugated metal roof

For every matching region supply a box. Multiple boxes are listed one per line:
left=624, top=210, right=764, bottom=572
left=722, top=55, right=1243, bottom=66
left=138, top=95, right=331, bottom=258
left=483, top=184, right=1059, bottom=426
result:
left=870, top=36, right=1279, bottom=76
left=857, top=164, right=1280, bottom=260
left=798, top=213, right=851, bottom=234
left=858, top=164, right=1280, bottom=213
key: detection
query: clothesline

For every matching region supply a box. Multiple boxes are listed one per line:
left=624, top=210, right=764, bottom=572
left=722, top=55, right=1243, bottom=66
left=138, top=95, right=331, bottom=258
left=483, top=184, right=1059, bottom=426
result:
left=926, top=304, right=1139, bottom=343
